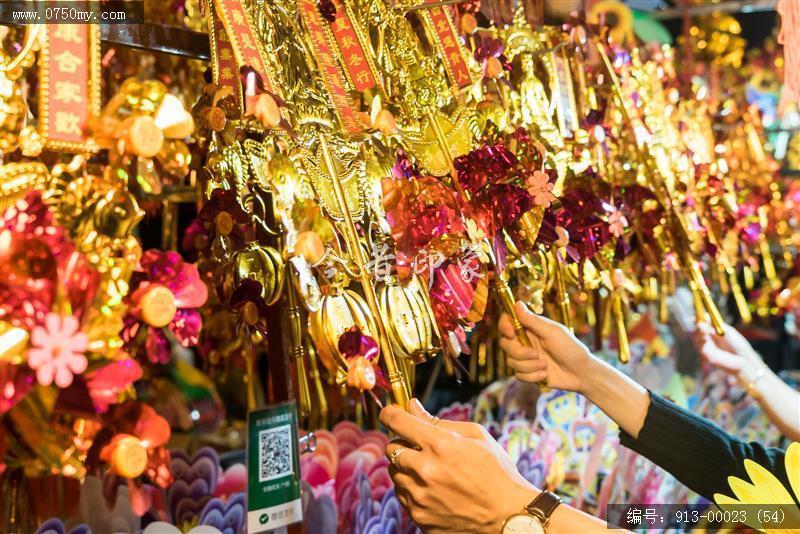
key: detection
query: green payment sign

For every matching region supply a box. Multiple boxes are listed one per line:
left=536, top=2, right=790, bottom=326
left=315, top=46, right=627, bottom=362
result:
left=247, top=401, right=302, bottom=532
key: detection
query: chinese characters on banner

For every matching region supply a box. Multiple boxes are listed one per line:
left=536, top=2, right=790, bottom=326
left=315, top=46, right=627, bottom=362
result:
left=422, top=2, right=474, bottom=89
left=209, top=7, right=242, bottom=109
left=298, top=0, right=365, bottom=135
left=210, top=0, right=276, bottom=114
left=39, top=24, right=99, bottom=152
left=328, top=0, right=378, bottom=92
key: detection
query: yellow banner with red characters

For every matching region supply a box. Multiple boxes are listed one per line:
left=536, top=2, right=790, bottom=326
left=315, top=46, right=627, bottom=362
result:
left=209, top=8, right=242, bottom=108
left=421, top=2, right=474, bottom=89
left=38, top=24, right=100, bottom=152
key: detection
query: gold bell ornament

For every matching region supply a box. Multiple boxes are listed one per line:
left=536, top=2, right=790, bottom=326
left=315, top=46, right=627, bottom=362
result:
left=231, top=243, right=286, bottom=306
left=377, top=275, right=440, bottom=363
left=308, top=287, right=378, bottom=383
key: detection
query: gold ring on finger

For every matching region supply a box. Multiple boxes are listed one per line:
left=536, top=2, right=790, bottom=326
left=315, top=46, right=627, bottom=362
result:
left=389, top=447, right=406, bottom=468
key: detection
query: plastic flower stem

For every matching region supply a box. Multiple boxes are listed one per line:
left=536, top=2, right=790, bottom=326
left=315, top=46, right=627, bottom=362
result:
left=594, top=254, right=629, bottom=363
left=551, top=248, right=572, bottom=330
left=659, top=265, right=670, bottom=324
left=318, top=134, right=410, bottom=410
left=306, top=342, right=328, bottom=429
left=758, top=205, right=779, bottom=288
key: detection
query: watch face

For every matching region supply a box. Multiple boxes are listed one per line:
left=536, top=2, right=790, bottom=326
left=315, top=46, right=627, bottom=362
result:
left=502, top=513, right=545, bottom=534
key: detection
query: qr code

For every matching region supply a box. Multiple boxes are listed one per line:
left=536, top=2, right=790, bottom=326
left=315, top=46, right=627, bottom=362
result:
left=259, top=424, right=293, bottom=482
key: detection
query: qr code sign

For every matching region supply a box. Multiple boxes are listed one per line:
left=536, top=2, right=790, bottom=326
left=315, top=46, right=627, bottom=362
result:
left=259, top=424, right=294, bottom=482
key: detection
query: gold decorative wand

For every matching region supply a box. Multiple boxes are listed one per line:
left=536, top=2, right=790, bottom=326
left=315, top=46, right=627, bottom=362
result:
left=595, top=39, right=725, bottom=335
left=318, top=134, right=410, bottom=408
left=758, top=205, right=779, bottom=289
left=286, top=267, right=312, bottom=417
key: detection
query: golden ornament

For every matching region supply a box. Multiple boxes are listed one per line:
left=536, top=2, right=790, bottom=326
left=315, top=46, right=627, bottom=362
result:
left=111, top=436, right=148, bottom=479
left=377, top=276, right=438, bottom=363
left=309, top=288, right=377, bottom=379
left=140, top=285, right=178, bottom=328
left=232, top=244, right=286, bottom=306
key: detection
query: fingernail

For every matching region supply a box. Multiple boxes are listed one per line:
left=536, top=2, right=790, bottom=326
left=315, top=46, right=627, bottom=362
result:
left=411, top=398, right=426, bottom=415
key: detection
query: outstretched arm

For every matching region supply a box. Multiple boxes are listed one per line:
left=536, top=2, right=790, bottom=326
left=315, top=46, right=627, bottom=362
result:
left=617, top=391, right=790, bottom=502
left=498, top=302, right=650, bottom=438
left=499, top=302, right=790, bottom=503
left=697, top=322, right=800, bottom=442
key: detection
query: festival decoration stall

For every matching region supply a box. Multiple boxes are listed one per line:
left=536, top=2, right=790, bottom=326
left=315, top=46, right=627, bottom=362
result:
left=0, top=0, right=798, bottom=532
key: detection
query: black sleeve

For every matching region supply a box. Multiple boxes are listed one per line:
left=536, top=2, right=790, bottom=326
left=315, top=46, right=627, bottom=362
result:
left=619, top=392, right=791, bottom=503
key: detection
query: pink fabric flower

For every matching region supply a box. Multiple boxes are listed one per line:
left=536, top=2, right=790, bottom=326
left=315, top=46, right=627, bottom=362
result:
left=27, top=313, right=88, bottom=388
left=121, top=250, right=208, bottom=364
left=607, top=208, right=629, bottom=238
left=527, top=170, right=556, bottom=208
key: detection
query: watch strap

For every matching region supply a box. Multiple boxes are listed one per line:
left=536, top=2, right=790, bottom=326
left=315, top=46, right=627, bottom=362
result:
left=525, top=490, right=562, bottom=527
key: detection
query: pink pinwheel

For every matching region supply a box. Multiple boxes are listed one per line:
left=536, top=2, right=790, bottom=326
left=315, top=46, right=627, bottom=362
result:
left=0, top=191, right=100, bottom=331
left=121, top=250, right=208, bottom=364
left=27, top=313, right=88, bottom=388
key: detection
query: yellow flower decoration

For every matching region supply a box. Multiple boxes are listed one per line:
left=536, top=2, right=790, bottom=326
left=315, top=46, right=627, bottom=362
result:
left=714, top=442, right=800, bottom=532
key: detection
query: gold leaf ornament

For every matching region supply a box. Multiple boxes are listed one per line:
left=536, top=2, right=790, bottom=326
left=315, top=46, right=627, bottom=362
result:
left=403, top=109, right=473, bottom=177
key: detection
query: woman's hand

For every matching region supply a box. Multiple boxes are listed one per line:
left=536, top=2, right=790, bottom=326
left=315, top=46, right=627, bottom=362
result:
left=381, top=399, right=537, bottom=533
left=695, top=322, right=765, bottom=386
left=500, top=301, right=650, bottom=437
left=696, top=322, right=800, bottom=442
left=498, top=301, right=594, bottom=393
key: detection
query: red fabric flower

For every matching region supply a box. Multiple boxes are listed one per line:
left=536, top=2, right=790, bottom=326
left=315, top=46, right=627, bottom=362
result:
left=229, top=277, right=269, bottom=335
left=454, top=144, right=517, bottom=196
left=0, top=191, right=99, bottom=330
left=337, top=327, right=388, bottom=391
left=121, top=250, right=207, bottom=364
left=556, top=187, right=612, bottom=262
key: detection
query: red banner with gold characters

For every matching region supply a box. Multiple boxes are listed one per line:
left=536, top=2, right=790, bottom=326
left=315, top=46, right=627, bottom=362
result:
left=209, top=8, right=242, bottom=109
left=422, top=2, right=475, bottom=89
left=209, top=0, right=276, bottom=114
left=328, top=0, right=378, bottom=93
left=38, top=24, right=100, bottom=152
left=298, top=0, right=364, bottom=135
